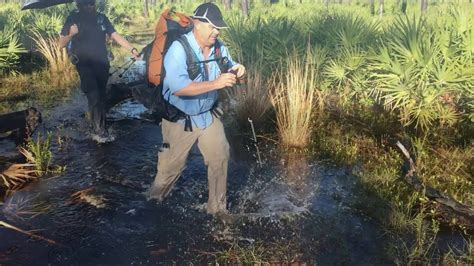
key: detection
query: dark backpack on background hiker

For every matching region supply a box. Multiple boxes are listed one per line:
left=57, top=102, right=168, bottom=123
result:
left=66, top=10, right=110, bottom=65
left=132, top=9, right=230, bottom=130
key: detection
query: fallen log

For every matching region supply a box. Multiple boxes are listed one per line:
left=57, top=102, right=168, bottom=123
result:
left=395, top=141, right=474, bottom=230
left=106, top=83, right=134, bottom=111
left=0, top=107, right=42, bottom=145
left=106, top=80, right=154, bottom=110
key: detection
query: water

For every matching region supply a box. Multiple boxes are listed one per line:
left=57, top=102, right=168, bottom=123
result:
left=0, top=92, right=394, bottom=264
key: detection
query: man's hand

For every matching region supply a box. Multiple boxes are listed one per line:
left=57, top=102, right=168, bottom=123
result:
left=69, top=24, right=79, bottom=37
left=59, top=24, right=79, bottom=49
left=214, top=73, right=237, bottom=89
left=229, top=64, right=246, bottom=79
left=130, top=47, right=140, bottom=60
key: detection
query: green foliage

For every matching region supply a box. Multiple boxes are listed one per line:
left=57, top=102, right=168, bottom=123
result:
left=30, top=12, right=64, bottom=37
left=224, top=15, right=307, bottom=74
left=214, top=241, right=268, bottom=264
left=26, top=132, right=53, bottom=176
left=372, top=14, right=474, bottom=131
left=0, top=26, right=26, bottom=75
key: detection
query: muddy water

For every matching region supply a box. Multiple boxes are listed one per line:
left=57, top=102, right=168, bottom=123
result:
left=0, top=92, right=394, bottom=264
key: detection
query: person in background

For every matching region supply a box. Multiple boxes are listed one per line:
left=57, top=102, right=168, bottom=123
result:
left=59, top=0, right=139, bottom=143
left=147, top=3, right=246, bottom=221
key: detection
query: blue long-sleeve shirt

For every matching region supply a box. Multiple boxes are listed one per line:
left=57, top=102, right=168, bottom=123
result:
left=163, top=31, right=236, bottom=129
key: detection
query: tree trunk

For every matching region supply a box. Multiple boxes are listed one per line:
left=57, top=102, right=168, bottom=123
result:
left=223, top=0, right=232, bottom=10
left=370, top=0, right=375, bottom=15
left=401, top=0, right=407, bottom=14
left=421, top=0, right=428, bottom=15
left=241, top=0, right=249, bottom=17
left=379, top=0, right=384, bottom=17
left=143, top=0, right=149, bottom=19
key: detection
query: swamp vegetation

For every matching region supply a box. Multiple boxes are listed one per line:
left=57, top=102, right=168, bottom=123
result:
left=1, top=0, right=473, bottom=264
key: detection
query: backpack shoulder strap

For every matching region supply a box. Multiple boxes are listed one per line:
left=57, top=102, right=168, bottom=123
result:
left=176, top=36, right=194, bottom=66
left=214, top=39, right=230, bottom=73
left=176, top=36, right=201, bottom=80
left=214, top=39, right=222, bottom=58
left=96, top=13, right=106, bottom=32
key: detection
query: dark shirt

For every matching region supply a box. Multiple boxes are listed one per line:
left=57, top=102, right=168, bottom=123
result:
left=61, top=11, right=115, bottom=66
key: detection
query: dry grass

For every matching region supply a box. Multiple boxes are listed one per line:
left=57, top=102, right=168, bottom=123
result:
left=71, top=187, right=107, bottom=208
left=271, top=49, right=317, bottom=149
left=29, top=30, right=77, bottom=87
left=226, top=63, right=272, bottom=128
left=0, top=31, right=78, bottom=112
left=0, top=163, right=38, bottom=189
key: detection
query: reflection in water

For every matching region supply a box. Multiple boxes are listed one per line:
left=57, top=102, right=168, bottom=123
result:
left=283, top=152, right=311, bottom=188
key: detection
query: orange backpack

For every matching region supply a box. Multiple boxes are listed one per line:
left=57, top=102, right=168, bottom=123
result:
left=146, top=9, right=193, bottom=86
left=137, top=8, right=230, bottom=130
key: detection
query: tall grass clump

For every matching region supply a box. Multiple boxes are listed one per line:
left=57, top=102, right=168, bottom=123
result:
left=19, top=132, right=55, bottom=176
left=271, top=48, right=317, bottom=149
left=226, top=62, right=272, bottom=128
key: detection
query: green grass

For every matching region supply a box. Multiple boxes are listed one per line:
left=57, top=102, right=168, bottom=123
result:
left=309, top=113, right=473, bottom=263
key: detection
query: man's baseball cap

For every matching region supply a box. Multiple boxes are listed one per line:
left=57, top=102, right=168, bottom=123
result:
left=192, top=3, right=228, bottom=29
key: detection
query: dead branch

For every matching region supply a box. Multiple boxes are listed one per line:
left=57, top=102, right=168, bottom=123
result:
left=395, top=141, right=474, bottom=230
left=0, top=221, right=57, bottom=245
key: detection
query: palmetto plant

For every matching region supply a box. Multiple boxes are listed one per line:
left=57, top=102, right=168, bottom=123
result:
left=371, top=15, right=473, bottom=130
left=312, top=13, right=380, bottom=107
left=433, top=7, right=474, bottom=123
left=0, top=163, right=38, bottom=189
left=325, top=46, right=373, bottom=106
left=20, top=132, right=54, bottom=176
left=225, top=15, right=307, bottom=73
left=30, top=12, right=64, bottom=37
left=0, top=26, right=25, bottom=75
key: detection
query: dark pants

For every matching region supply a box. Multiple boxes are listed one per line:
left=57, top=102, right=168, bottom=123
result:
left=76, top=63, right=110, bottom=135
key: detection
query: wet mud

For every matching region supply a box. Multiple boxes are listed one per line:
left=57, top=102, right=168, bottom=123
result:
left=0, top=92, right=394, bottom=264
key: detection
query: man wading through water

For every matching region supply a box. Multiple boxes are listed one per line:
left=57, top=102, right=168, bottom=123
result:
left=147, top=3, right=246, bottom=220
left=59, top=0, right=139, bottom=143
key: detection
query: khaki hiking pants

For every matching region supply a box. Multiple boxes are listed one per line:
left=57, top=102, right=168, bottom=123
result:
left=148, top=117, right=230, bottom=214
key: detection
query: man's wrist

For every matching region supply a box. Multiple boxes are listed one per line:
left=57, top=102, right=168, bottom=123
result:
left=130, top=47, right=138, bottom=54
